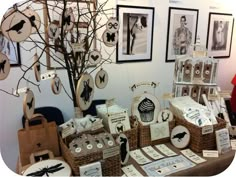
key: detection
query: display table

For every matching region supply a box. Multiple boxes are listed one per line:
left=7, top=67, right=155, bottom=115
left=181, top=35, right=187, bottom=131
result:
left=126, top=143, right=235, bottom=176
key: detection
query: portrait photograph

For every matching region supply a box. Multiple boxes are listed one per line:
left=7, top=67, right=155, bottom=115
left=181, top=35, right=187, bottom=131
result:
left=0, top=30, right=21, bottom=66
left=116, top=5, right=154, bottom=63
left=206, top=13, right=234, bottom=58
left=165, top=7, right=199, bottom=62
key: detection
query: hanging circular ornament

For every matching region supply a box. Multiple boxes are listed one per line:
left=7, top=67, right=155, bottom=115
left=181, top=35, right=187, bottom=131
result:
left=60, top=7, right=75, bottom=31
left=23, top=7, right=41, bottom=34
left=106, top=17, right=119, bottom=33
left=51, top=75, right=62, bottom=95
left=88, top=50, right=102, bottom=65
left=1, top=9, right=32, bottom=42
left=171, top=125, right=190, bottom=149
left=76, top=73, right=94, bottom=111
left=157, top=109, right=173, bottom=123
left=33, top=53, right=40, bottom=82
left=47, top=22, right=60, bottom=39
left=102, top=30, right=118, bottom=47
left=131, top=92, right=161, bottom=126
left=23, top=89, right=35, bottom=120
left=0, top=53, right=10, bottom=80
left=95, top=68, right=108, bottom=89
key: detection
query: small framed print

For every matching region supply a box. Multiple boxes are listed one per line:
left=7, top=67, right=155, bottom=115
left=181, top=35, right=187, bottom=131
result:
left=165, top=7, right=199, bottom=62
left=206, top=13, right=234, bottom=58
left=116, top=5, right=155, bottom=63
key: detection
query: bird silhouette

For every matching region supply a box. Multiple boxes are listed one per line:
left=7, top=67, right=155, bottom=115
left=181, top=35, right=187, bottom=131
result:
left=29, top=15, right=36, bottom=27
left=6, top=20, right=26, bottom=34
left=172, top=131, right=187, bottom=142
left=0, top=60, right=7, bottom=73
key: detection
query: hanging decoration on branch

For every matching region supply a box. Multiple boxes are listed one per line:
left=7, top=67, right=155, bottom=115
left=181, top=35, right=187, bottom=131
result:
left=51, top=75, right=62, bottom=95
left=0, top=53, right=10, bottom=80
left=23, top=89, right=35, bottom=120
left=60, top=7, right=75, bottom=32
left=95, top=68, right=108, bottom=89
left=33, top=53, right=41, bottom=82
left=47, top=22, right=60, bottom=39
left=23, top=7, right=41, bottom=34
left=88, top=50, right=102, bottom=65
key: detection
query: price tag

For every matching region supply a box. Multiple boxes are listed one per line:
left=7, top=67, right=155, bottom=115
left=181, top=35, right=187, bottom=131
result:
left=13, top=87, right=28, bottom=95
left=162, top=93, right=173, bottom=100
left=218, top=90, right=231, bottom=99
left=202, top=150, right=219, bottom=158
left=202, top=125, right=213, bottom=135
left=41, top=71, right=55, bottom=80
left=231, top=140, right=236, bottom=150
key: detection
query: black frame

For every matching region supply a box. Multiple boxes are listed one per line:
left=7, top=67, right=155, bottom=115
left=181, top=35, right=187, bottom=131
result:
left=206, top=12, right=234, bottom=58
left=116, top=5, right=155, bottom=63
left=165, top=7, right=199, bottom=62
left=0, top=30, right=21, bottom=67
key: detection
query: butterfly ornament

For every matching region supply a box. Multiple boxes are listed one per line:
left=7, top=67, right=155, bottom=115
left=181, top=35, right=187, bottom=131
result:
left=60, top=7, right=75, bottom=32
left=0, top=52, right=10, bottom=80
left=23, top=89, right=35, bottom=120
left=102, top=30, right=118, bottom=47
left=95, top=68, right=108, bottom=89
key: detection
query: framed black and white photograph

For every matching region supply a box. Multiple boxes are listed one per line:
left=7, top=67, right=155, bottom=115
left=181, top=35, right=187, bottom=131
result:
left=165, top=7, right=199, bottom=62
left=0, top=30, right=21, bottom=66
left=206, top=13, right=234, bottom=58
left=116, top=5, right=154, bottom=63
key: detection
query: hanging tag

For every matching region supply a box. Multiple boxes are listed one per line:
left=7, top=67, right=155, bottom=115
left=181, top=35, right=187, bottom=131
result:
left=41, top=71, right=55, bottom=80
left=13, top=87, right=28, bottom=95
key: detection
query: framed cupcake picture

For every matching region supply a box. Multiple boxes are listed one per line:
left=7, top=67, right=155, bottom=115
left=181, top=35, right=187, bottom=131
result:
left=131, top=92, right=161, bottom=125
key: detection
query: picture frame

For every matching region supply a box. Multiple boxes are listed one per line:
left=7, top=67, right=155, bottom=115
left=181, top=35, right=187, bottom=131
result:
left=165, top=7, right=199, bottom=62
left=206, top=13, right=234, bottom=58
left=0, top=30, right=21, bottom=66
left=116, top=5, right=155, bottom=63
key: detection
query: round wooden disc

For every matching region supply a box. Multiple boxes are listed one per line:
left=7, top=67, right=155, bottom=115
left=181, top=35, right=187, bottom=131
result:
left=47, top=23, right=60, bottom=39
left=23, top=159, right=71, bottom=177
left=88, top=50, right=102, bottom=65
left=106, top=17, right=119, bottom=33
left=171, top=125, right=190, bottom=149
left=76, top=73, right=94, bottom=111
left=23, top=89, right=35, bottom=120
left=95, top=69, right=108, bottom=89
left=1, top=9, right=32, bottom=42
left=33, top=54, right=40, bottom=82
left=0, top=53, right=10, bottom=80
left=116, top=133, right=129, bottom=165
left=23, top=8, right=41, bottom=34
left=102, top=30, right=118, bottom=47
left=131, top=93, right=160, bottom=125
left=51, top=75, right=62, bottom=95
left=60, top=8, right=75, bottom=31
left=157, top=109, right=173, bottom=123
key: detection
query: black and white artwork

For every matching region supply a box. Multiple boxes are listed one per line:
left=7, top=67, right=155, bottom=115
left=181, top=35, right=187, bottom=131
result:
left=116, top=5, right=154, bottom=62
left=166, top=7, right=198, bottom=62
left=206, top=13, right=234, bottom=58
left=95, top=68, right=108, bottom=89
left=171, top=125, right=190, bottom=149
left=116, top=133, right=130, bottom=165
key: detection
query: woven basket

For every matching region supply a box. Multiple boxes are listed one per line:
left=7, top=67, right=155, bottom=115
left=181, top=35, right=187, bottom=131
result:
left=112, top=126, right=138, bottom=150
left=174, top=116, right=226, bottom=152
left=135, top=117, right=176, bottom=148
left=59, top=134, right=121, bottom=176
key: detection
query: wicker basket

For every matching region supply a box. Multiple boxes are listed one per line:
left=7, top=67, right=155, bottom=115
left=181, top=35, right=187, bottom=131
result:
left=174, top=116, right=226, bottom=152
left=136, top=118, right=176, bottom=148
left=112, top=126, right=138, bottom=150
left=59, top=134, right=121, bottom=176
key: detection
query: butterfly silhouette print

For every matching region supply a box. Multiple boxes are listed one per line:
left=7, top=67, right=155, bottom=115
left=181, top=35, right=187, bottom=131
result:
left=0, top=60, right=6, bottom=73
left=27, top=97, right=34, bottom=110
left=99, top=74, right=105, bottom=83
left=26, top=163, right=64, bottom=177
left=80, top=79, right=93, bottom=104
left=116, top=125, right=123, bottom=133
left=63, top=15, right=71, bottom=26
left=106, top=33, right=115, bottom=42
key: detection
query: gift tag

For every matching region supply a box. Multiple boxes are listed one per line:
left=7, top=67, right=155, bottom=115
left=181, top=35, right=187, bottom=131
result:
left=69, top=137, right=85, bottom=157
left=122, top=164, right=143, bottom=177
left=193, top=61, right=203, bottom=80
left=171, top=125, right=190, bottom=149
left=203, top=62, right=213, bottom=83
left=99, top=133, right=115, bottom=148
left=76, top=73, right=94, bottom=111
left=94, top=136, right=105, bottom=150
left=102, top=30, right=118, bottom=47
left=88, top=50, right=102, bottom=65
left=59, top=119, right=76, bottom=139
left=155, top=144, right=177, bottom=157
left=0, top=53, right=10, bottom=80
left=82, top=134, right=96, bottom=152
left=1, top=9, right=32, bottom=42
left=23, top=89, right=35, bottom=120
left=183, top=60, right=192, bottom=82
left=142, top=146, right=164, bottom=160
left=106, top=17, right=119, bottom=33
left=191, top=86, right=200, bottom=102
left=33, top=53, right=40, bottom=82
left=181, top=86, right=190, bottom=96
left=47, top=22, right=60, bottom=39
left=51, top=75, right=62, bottom=95
left=116, top=133, right=129, bottom=165
left=157, top=109, right=173, bottom=122
left=130, top=149, right=152, bottom=165
left=41, top=71, right=55, bottom=80
left=80, top=162, right=102, bottom=177
left=95, top=68, right=108, bottom=89
left=23, top=7, right=41, bottom=34
left=181, top=149, right=206, bottom=164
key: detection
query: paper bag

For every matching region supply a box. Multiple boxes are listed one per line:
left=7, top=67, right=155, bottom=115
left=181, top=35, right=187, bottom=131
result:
left=18, top=115, right=60, bottom=166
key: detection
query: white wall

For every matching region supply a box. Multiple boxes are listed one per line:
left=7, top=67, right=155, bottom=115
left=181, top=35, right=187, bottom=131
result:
left=0, top=0, right=236, bottom=173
